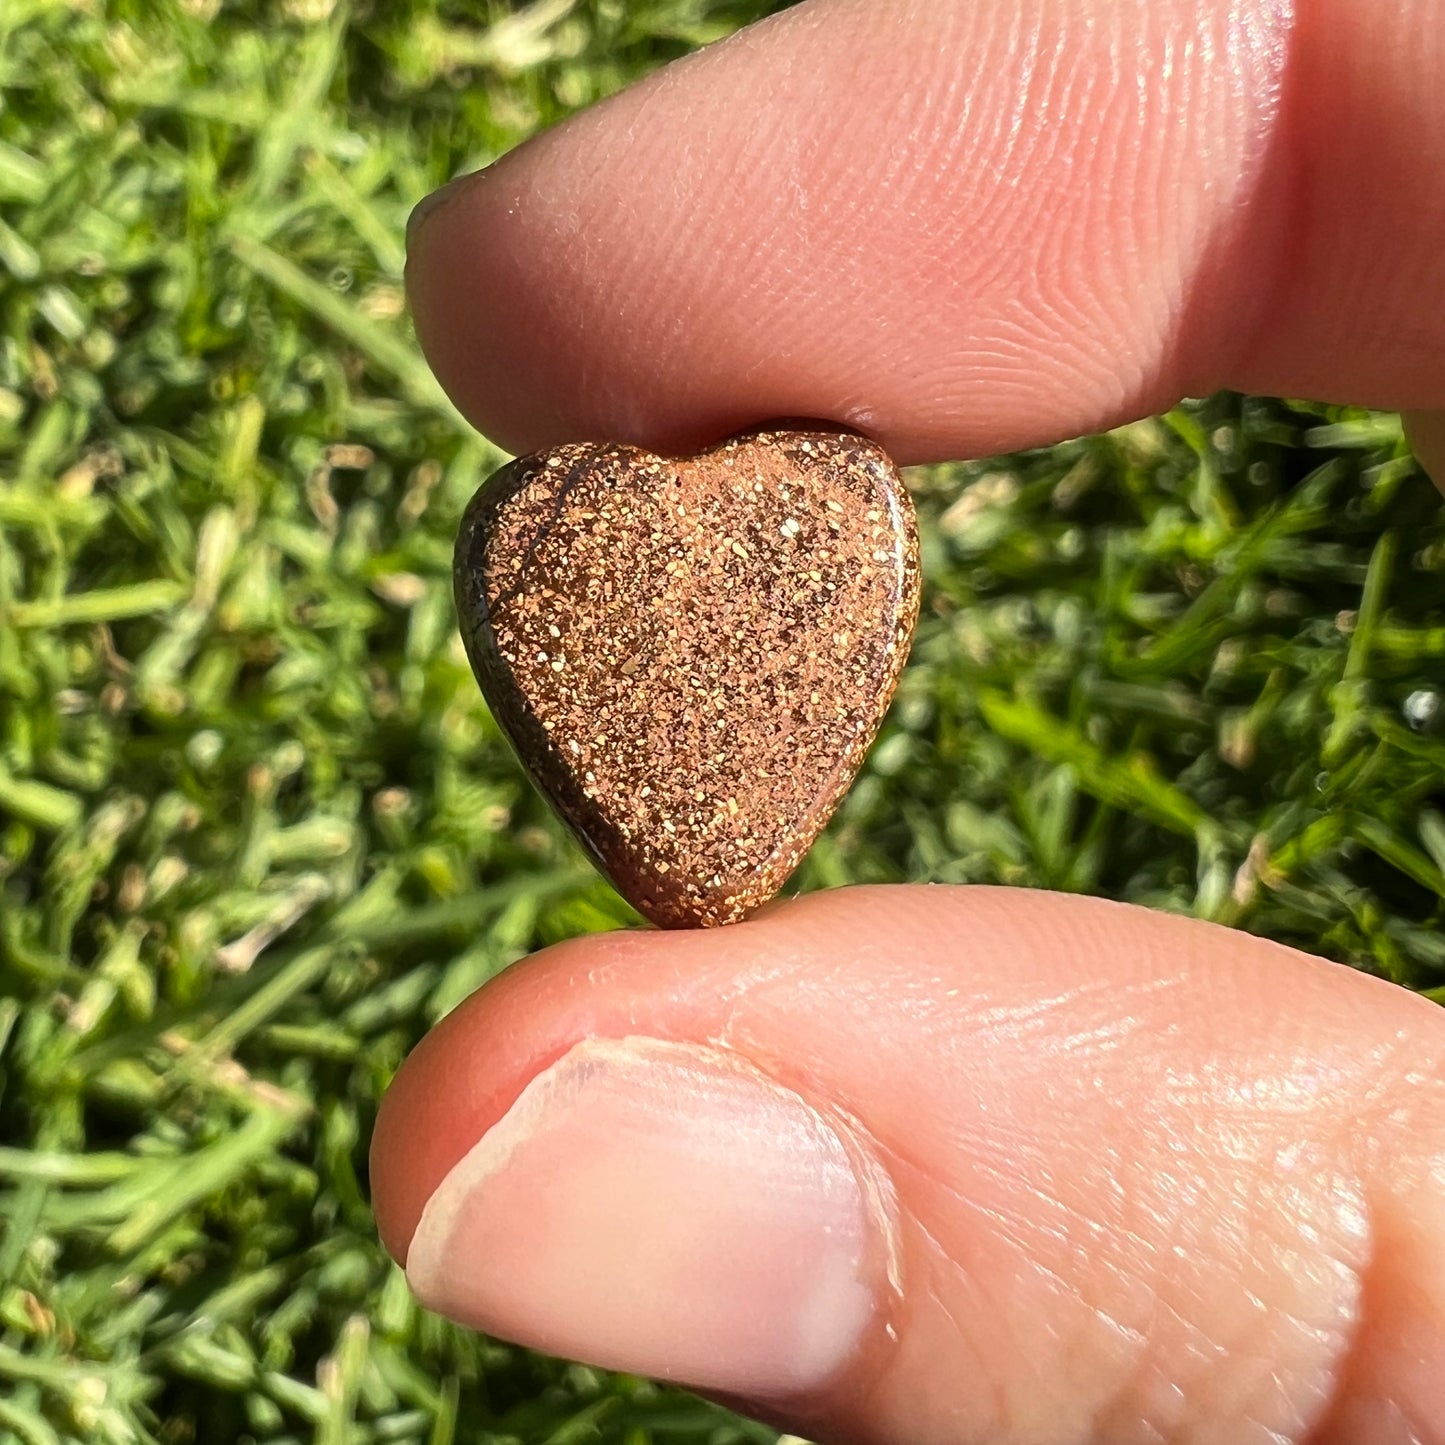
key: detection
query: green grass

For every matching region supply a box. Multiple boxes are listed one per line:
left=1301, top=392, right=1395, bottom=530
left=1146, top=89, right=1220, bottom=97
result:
left=1, top=1, right=1443, bottom=1442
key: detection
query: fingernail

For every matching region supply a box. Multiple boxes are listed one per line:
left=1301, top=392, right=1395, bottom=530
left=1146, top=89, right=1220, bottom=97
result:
left=405, top=1036, right=879, bottom=1397
left=406, top=171, right=479, bottom=252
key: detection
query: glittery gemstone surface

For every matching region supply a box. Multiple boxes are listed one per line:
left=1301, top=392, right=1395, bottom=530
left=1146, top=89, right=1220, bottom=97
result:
left=454, top=427, right=920, bottom=929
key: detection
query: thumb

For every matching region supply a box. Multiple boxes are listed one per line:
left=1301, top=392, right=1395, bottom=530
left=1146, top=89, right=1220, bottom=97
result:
left=370, top=886, right=1445, bottom=1444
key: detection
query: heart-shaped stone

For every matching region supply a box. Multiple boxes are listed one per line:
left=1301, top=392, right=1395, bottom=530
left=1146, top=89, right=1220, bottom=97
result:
left=454, top=426, right=920, bottom=928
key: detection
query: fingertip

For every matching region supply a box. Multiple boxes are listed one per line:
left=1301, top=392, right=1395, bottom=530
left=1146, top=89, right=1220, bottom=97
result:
left=369, top=922, right=737, bottom=1262
left=402, top=1033, right=887, bottom=1399
left=369, top=929, right=607, bottom=1263
left=369, top=890, right=901, bottom=1263
left=371, top=886, right=1445, bottom=1442
left=408, top=0, right=1445, bottom=466
left=404, top=0, right=1244, bottom=463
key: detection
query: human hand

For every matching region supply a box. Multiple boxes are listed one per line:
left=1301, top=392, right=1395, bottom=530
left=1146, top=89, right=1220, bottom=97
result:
left=372, top=2, right=1445, bottom=1441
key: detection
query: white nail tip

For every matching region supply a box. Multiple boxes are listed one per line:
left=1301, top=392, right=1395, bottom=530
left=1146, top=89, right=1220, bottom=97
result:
left=405, top=1036, right=877, bottom=1396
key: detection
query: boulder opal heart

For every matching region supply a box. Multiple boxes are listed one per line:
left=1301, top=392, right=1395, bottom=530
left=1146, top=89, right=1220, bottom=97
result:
left=453, top=426, right=920, bottom=928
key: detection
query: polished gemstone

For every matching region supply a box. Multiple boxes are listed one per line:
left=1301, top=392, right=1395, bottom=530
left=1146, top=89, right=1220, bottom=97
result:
left=454, top=426, right=920, bottom=928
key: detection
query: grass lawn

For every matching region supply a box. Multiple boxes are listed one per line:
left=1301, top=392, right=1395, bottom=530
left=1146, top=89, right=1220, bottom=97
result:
left=2, top=1, right=1443, bottom=1441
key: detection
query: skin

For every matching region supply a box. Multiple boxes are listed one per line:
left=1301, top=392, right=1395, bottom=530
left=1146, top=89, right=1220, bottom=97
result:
left=373, top=1, right=1445, bottom=1440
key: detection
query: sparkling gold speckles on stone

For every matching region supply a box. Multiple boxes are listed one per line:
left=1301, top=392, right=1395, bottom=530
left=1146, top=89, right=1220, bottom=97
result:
left=453, top=427, right=920, bottom=929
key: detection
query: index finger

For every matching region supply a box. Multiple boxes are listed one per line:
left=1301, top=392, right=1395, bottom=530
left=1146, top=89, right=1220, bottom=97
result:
left=405, top=0, right=1445, bottom=466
